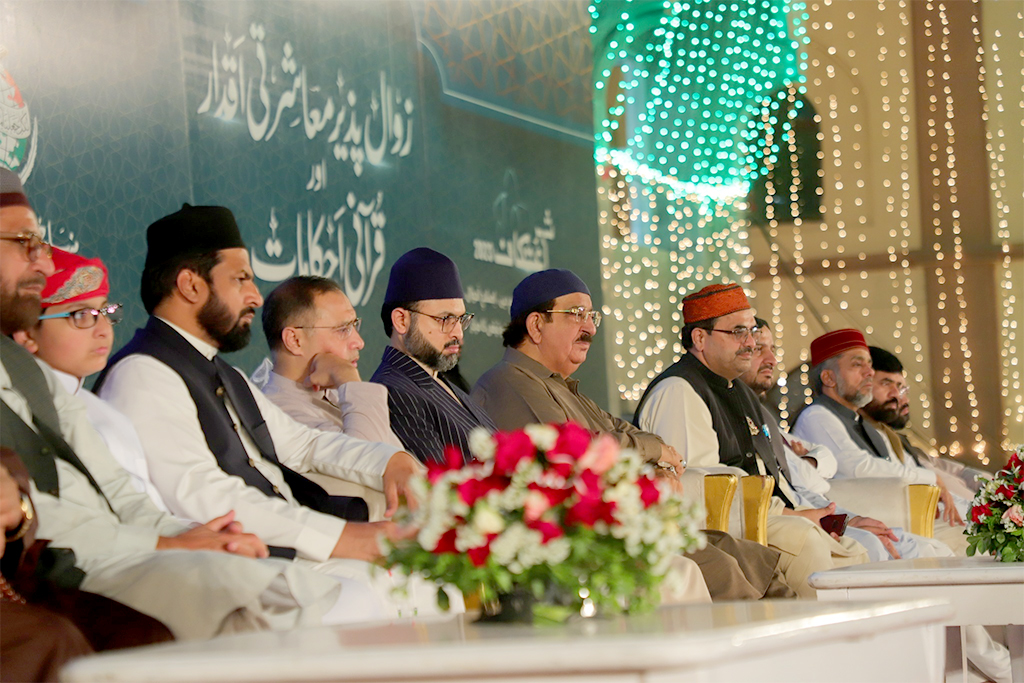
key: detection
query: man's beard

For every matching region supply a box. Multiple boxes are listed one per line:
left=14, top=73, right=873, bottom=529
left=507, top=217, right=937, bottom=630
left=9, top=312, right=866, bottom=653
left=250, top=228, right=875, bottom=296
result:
left=836, top=373, right=872, bottom=408
left=864, top=399, right=909, bottom=429
left=0, top=272, right=46, bottom=336
left=748, top=373, right=775, bottom=395
left=197, top=291, right=254, bottom=353
left=406, top=317, right=460, bottom=373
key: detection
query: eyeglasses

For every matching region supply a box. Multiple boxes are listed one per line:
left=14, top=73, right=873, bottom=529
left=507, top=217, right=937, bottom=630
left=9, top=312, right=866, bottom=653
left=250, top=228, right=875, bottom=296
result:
left=0, top=232, right=53, bottom=262
left=38, top=303, right=123, bottom=329
left=545, top=307, right=603, bottom=328
left=706, top=326, right=759, bottom=343
left=878, top=378, right=911, bottom=396
left=407, top=310, right=474, bottom=333
left=295, top=318, right=362, bottom=339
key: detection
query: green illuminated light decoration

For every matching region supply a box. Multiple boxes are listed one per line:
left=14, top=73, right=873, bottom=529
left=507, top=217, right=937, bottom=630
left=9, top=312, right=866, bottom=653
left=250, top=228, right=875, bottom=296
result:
left=590, top=0, right=809, bottom=404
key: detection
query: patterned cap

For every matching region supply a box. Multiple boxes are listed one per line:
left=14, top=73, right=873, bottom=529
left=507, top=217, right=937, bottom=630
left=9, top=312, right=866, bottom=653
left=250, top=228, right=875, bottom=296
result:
left=41, top=248, right=109, bottom=308
left=682, top=283, right=750, bottom=323
left=810, top=329, right=868, bottom=367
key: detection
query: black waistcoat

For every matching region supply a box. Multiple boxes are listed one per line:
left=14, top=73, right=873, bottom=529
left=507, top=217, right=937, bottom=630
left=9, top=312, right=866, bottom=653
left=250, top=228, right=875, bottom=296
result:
left=634, top=353, right=794, bottom=507
left=96, top=318, right=367, bottom=524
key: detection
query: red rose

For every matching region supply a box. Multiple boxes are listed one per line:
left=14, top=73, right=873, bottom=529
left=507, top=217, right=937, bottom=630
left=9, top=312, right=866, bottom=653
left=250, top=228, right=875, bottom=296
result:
left=433, top=528, right=458, bottom=554
left=527, top=518, right=565, bottom=543
left=566, top=470, right=617, bottom=527
left=467, top=534, right=498, bottom=567
left=527, top=482, right=572, bottom=508
left=996, top=484, right=1016, bottom=500
left=551, top=422, right=592, bottom=459
left=545, top=455, right=576, bottom=478
left=457, top=474, right=508, bottom=506
left=638, top=475, right=661, bottom=508
left=493, top=430, right=535, bottom=475
left=970, top=503, right=993, bottom=524
left=427, top=445, right=466, bottom=484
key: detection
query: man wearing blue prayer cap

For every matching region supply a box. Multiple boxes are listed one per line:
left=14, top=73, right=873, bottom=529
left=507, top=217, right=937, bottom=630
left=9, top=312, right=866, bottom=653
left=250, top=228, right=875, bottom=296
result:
left=472, top=268, right=795, bottom=601
left=370, top=248, right=496, bottom=465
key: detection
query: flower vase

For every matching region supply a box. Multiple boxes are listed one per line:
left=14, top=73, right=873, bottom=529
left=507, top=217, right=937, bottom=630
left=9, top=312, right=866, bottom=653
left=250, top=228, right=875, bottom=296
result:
left=477, top=587, right=536, bottom=624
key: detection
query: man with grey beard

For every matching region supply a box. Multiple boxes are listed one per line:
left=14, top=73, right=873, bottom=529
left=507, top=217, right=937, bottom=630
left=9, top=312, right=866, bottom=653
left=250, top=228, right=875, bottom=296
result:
left=793, top=329, right=939, bottom=485
left=370, top=248, right=496, bottom=465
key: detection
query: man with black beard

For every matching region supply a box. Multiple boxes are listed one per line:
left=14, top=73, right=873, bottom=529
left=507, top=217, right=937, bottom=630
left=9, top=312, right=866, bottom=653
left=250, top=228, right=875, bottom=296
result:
left=96, top=205, right=457, bottom=622
left=370, top=248, right=496, bottom=465
left=862, top=347, right=979, bottom=512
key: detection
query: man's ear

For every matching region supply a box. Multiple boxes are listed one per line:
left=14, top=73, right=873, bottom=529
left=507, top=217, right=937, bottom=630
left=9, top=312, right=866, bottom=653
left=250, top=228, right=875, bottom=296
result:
left=525, top=312, right=545, bottom=345
left=281, top=327, right=304, bottom=356
left=11, top=330, right=38, bottom=354
left=691, top=327, right=707, bottom=354
left=821, top=368, right=837, bottom=389
left=175, top=269, right=208, bottom=305
left=391, top=307, right=412, bottom=335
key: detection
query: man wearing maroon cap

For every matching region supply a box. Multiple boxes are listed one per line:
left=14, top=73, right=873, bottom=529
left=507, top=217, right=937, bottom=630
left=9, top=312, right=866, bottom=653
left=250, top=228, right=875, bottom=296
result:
left=792, top=329, right=972, bottom=557
left=792, top=329, right=941, bottom=486
left=636, top=284, right=868, bottom=598
left=794, top=330, right=1011, bottom=683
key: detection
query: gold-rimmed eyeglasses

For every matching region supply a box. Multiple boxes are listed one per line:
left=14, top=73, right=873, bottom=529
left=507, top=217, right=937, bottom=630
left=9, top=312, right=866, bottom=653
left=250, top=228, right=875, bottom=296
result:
left=707, top=326, right=759, bottom=343
left=546, top=306, right=602, bottom=328
left=1, top=232, right=52, bottom=262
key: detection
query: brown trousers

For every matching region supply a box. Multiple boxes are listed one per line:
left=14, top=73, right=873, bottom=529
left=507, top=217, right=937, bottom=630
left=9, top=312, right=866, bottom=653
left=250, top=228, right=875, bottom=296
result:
left=686, top=529, right=795, bottom=600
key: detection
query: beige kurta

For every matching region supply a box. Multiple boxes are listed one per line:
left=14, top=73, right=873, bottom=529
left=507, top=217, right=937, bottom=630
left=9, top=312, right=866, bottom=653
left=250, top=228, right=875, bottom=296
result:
left=0, top=352, right=340, bottom=640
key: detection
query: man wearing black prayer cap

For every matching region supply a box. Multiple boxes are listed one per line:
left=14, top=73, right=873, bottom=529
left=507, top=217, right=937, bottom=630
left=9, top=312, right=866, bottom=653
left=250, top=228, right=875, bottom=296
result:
left=97, top=205, right=460, bottom=621
left=370, top=247, right=497, bottom=465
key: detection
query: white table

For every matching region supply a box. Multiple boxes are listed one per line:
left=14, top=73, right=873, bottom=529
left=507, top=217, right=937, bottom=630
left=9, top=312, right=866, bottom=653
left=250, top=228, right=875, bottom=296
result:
left=809, top=556, right=1024, bottom=682
left=62, top=599, right=951, bottom=683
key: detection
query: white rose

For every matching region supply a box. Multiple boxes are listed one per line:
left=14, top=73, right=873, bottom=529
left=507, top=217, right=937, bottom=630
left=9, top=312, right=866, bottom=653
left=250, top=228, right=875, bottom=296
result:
left=524, top=423, right=558, bottom=450
left=468, top=427, right=496, bottom=461
left=473, top=504, right=507, bottom=535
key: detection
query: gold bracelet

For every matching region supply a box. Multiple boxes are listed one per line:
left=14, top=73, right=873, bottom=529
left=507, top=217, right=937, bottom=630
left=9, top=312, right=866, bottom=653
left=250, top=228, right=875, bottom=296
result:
left=5, top=493, right=34, bottom=542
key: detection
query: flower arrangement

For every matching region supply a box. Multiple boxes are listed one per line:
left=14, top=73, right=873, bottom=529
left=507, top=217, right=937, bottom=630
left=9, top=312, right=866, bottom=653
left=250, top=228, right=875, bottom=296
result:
left=966, top=446, right=1024, bottom=562
left=384, top=422, right=706, bottom=618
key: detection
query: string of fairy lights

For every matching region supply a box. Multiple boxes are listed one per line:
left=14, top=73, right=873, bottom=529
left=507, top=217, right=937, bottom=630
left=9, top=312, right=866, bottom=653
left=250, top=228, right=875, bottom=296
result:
left=591, top=0, right=1022, bottom=461
left=974, top=5, right=1024, bottom=453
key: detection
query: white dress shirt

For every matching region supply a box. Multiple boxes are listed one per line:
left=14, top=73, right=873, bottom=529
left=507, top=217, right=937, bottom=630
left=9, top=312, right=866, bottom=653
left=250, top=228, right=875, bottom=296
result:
left=792, top=404, right=937, bottom=485
left=53, top=368, right=171, bottom=513
left=98, top=319, right=402, bottom=563
left=636, top=377, right=720, bottom=467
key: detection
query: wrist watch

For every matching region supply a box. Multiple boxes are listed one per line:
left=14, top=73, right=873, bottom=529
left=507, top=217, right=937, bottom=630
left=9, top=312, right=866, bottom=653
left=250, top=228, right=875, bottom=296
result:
left=5, top=493, right=34, bottom=542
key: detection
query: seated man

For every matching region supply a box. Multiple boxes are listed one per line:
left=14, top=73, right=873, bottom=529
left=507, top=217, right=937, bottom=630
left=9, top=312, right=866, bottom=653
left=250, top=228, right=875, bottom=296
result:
left=370, top=248, right=496, bottom=465
left=96, top=204, right=457, bottom=619
left=2, top=450, right=171, bottom=683
left=863, top=346, right=980, bottom=501
left=253, top=275, right=402, bottom=448
left=791, top=329, right=967, bottom=555
left=474, top=269, right=792, bottom=601
left=739, top=320, right=953, bottom=561
left=0, top=170, right=341, bottom=639
left=635, top=284, right=868, bottom=598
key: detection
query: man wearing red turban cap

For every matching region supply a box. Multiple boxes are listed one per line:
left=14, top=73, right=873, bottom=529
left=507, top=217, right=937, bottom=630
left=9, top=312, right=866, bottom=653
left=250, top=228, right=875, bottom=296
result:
left=635, top=284, right=869, bottom=598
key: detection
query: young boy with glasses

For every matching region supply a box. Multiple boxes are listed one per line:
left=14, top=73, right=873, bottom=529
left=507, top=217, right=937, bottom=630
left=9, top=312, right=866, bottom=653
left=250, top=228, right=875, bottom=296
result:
left=14, top=248, right=170, bottom=511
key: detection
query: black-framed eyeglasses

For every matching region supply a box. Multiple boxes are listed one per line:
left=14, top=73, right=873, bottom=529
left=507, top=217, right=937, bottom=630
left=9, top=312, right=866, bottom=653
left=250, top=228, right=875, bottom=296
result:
left=707, top=326, right=759, bottom=343
left=295, top=318, right=362, bottom=339
left=38, top=303, right=123, bottom=329
left=0, top=232, right=53, bottom=262
left=407, top=309, right=474, bottom=333
left=545, top=306, right=602, bottom=328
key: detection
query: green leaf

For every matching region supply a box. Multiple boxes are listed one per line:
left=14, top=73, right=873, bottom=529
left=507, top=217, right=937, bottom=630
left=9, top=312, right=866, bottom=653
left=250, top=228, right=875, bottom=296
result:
left=436, top=586, right=450, bottom=612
